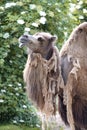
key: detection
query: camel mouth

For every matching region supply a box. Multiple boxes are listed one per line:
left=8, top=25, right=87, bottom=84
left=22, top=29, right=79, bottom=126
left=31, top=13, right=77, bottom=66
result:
left=19, top=42, right=25, bottom=48
left=19, top=37, right=28, bottom=48
left=19, top=35, right=38, bottom=48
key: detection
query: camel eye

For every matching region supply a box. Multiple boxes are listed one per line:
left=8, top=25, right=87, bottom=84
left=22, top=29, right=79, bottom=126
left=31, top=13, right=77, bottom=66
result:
left=79, top=28, right=83, bottom=33
left=38, top=37, right=44, bottom=42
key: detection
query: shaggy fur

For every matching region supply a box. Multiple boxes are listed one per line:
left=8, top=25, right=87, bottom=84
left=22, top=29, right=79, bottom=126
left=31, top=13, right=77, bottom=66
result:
left=19, top=32, right=60, bottom=115
left=59, top=22, right=87, bottom=130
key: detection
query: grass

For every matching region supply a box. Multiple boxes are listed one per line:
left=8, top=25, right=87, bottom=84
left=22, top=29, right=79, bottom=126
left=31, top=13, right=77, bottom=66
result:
left=0, top=124, right=40, bottom=130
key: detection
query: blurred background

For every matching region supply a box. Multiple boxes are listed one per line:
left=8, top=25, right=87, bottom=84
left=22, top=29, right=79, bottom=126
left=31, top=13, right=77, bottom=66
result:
left=0, top=0, right=87, bottom=130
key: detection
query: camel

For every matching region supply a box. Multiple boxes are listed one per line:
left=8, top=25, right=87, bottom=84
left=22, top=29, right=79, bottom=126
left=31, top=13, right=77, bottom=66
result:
left=19, top=22, right=87, bottom=130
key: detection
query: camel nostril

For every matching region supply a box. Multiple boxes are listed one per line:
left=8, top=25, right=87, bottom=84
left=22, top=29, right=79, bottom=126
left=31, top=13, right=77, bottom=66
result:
left=23, top=35, right=28, bottom=38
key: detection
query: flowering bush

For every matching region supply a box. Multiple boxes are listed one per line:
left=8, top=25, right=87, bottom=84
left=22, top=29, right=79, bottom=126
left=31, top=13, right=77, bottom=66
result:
left=0, top=0, right=86, bottom=126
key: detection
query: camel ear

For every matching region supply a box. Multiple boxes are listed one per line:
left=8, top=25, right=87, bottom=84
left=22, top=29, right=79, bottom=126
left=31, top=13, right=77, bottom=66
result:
left=50, top=35, right=58, bottom=43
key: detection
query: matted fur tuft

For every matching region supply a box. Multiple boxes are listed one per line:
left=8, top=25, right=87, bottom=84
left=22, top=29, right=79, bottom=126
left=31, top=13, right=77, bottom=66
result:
left=23, top=46, right=60, bottom=115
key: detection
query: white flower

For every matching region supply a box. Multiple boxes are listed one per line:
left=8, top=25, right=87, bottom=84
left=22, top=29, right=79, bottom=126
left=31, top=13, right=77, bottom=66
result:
left=13, top=120, right=17, bottom=124
left=39, top=11, right=46, bottom=16
left=83, top=9, right=87, bottom=13
left=76, top=5, right=81, bottom=9
left=16, top=93, right=19, bottom=96
left=21, top=11, right=27, bottom=14
left=17, top=83, right=22, bottom=86
left=69, top=3, right=75, bottom=12
left=78, top=1, right=83, bottom=5
left=5, top=2, right=16, bottom=8
left=24, top=27, right=30, bottom=32
left=1, top=89, right=6, bottom=93
left=8, top=84, right=12, bottom=87
left=15, top=87, right=19, bottom=91
left=24, top=32, right=29, bottom=36
left=39, top=17, right=46, bottom=24
left=3, top=33, right=10, bottom=39
left=17, top=19, right=25, bottom=25
left=79, top=15, right=84, bottom=19
left=10, top=60, right=12, bottom=63
left=32, top=22, right=38, bottom=27
left=0, top=6, right=4, bottom=10
left=0, top=99, right=4, bottom=103
left=23, top=105, right=27, bottom=108
left=19, top=119, right=24, bottom=123
left=30, top=4, right=36, bottom=10
left=56, top=8, right=61, bottom=12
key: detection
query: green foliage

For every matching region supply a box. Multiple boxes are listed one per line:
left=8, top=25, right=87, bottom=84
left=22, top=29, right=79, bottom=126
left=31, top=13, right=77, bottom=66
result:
left=13, top=99, right=40, bottom=126
left=0, top=0, right=86, bottom=127
left=0, top=125, right=40, bottom=130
